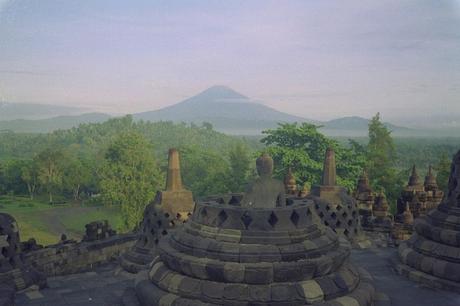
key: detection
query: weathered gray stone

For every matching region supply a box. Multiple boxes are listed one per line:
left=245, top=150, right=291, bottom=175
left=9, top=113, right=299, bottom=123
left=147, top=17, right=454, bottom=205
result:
left=241, top=153, right=285, bottom=209
left=125, top=153, right=375, bottom=305
left=397, top=149, right=460, bottom=292
left=0, top=213, right=46, bottom=291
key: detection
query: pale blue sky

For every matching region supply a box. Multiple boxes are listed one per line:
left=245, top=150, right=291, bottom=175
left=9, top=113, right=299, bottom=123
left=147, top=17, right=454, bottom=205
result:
left=0, top=0, right=459, bottom=124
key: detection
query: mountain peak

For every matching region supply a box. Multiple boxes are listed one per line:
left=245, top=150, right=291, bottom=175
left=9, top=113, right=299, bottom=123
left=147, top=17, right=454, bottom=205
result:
left=193, top=85, right=248, bottom=102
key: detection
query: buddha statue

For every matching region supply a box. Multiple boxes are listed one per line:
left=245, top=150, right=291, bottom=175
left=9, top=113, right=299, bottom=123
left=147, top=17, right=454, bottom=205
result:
left=241, top=153, right=286, bottom=208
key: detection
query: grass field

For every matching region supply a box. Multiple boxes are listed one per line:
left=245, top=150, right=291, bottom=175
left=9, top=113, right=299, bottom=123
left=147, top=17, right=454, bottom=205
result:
left=0, top=195, right=123, bottom=245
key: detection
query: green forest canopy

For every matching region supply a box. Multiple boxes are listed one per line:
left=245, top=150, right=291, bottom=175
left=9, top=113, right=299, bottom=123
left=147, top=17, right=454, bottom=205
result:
left=0, top=115, right=459, bottom=208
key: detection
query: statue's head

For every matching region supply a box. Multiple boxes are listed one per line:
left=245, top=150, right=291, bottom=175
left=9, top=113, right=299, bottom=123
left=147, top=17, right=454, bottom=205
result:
left=256, top=153, right=274, bottom=177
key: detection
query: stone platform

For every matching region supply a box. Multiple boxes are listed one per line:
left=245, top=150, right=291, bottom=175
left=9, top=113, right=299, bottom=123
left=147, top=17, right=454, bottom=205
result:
left=13, top=248, right=460, bottom=306
left=127, top=195, right=378, bottom=305
left=352, top=248, right=460, bottom=306
left=15, top=263, right=136, bottom=306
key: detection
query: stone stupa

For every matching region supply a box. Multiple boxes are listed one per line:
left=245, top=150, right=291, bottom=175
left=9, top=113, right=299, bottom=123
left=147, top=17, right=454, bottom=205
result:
left=354, top=170, right=375, bottom=228
left=423, top=165, right=444, bottom=212
left=396, top=165, right=427, bottom=220
left=397, top=150, right=460, bottom=292
left=284, top=167, right=298, bottom=195
left=371, top=192, right=393, bottom=232
left=353, top=169, right=393, bottom=235
left=120, top=148, right=195, bottom=273
left=309, top=148, right=364, bottom=242
left=123, top=153, right=375, bottom=305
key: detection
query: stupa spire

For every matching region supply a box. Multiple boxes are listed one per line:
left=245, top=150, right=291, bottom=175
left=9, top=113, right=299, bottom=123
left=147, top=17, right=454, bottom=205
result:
left=322, top=147, right=337, bottom=186
left=166, top=148, right=183, bottom=191
left=424, top=165, right=437, bottom=189
left=408, top=165, right=420, bottom=186
left=356, top=169, right=371, bottom=193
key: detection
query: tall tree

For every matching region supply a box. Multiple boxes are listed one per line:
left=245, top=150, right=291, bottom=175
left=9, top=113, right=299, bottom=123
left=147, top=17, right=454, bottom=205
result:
left=227, top=143, right=252, bottom=192
left=1, top=159, right=29, bottom=195
left=261, top=122, right=365, bottom=190
left=37, top=148, right=64, bottom=204
left=181, top=145, right=230, bottom=197
left=366, top=113, right=402, bottom=205
left=62, top=152, right=92, bottom=202
left=202, top=121, right=213, bottom=131
left=21, top=160, right=40, bottom=200
left=367, top=113, right=395, bottom=165
left=100, top=131, right=161, bottom=231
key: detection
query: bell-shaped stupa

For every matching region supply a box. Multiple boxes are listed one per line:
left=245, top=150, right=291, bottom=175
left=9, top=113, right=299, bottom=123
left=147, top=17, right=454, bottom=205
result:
left=123, top=153, right=376, bottom=305
left=309, top=148, right=364, bottom=241
left=120, top=148, right=194, bottom=273
left=397, top=150, right=460, bottom=292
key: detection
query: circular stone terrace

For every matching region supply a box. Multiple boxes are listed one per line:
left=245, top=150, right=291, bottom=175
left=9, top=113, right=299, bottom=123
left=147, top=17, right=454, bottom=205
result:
left=128, top=197, right=375, bottom=305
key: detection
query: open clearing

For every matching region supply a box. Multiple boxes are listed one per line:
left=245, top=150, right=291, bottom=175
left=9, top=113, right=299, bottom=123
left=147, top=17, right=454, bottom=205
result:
left=0, top=195, right=123, bottom=245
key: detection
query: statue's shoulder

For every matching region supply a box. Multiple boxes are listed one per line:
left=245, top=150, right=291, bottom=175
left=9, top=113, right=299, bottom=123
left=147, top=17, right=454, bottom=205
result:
left=269, top=177, right=285, bottom=188
left=245, top=178, right=263, bottom=191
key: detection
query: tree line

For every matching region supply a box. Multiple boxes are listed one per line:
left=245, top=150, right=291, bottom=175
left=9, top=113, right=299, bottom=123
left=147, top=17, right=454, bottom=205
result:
left=0, top=116, right=254, bottom=229
left=0, top=113, right=455, bottom=229
left=260, top=113, right=453, bottom=208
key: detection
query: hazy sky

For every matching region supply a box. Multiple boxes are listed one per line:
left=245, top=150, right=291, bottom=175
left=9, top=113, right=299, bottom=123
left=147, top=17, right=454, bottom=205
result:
left=0, top=0, right=459, bottom=123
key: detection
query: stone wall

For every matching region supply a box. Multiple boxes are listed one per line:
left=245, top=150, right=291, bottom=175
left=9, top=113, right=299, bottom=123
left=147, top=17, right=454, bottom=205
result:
left=0, top=212, right=46, bottom=293
left=24, top=233, right=136, bottom=277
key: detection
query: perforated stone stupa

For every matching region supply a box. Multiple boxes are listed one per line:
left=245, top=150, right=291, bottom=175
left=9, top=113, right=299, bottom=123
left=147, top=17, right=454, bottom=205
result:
left=309, top=148, right=363, bottom=241
left=125, top=153, right=375, bottom=305
left=120, top=148, right=194, bottom=273
left=397, top=150, right=460, bottom=292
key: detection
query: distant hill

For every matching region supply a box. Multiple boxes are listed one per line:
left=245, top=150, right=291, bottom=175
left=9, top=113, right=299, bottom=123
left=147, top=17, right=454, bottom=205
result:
left=323, top=116, right=406, bottom=131
left=319, top=116, right=411, bottom=137
left=133, top=86, right=417, bottom=136
left=0, top=113, right=110, bottom=133
left=133, top=86, right=319, bottom=133
left=0, top=102, right=85, bottom=121
left=1, top=86, right=454, bottom=137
